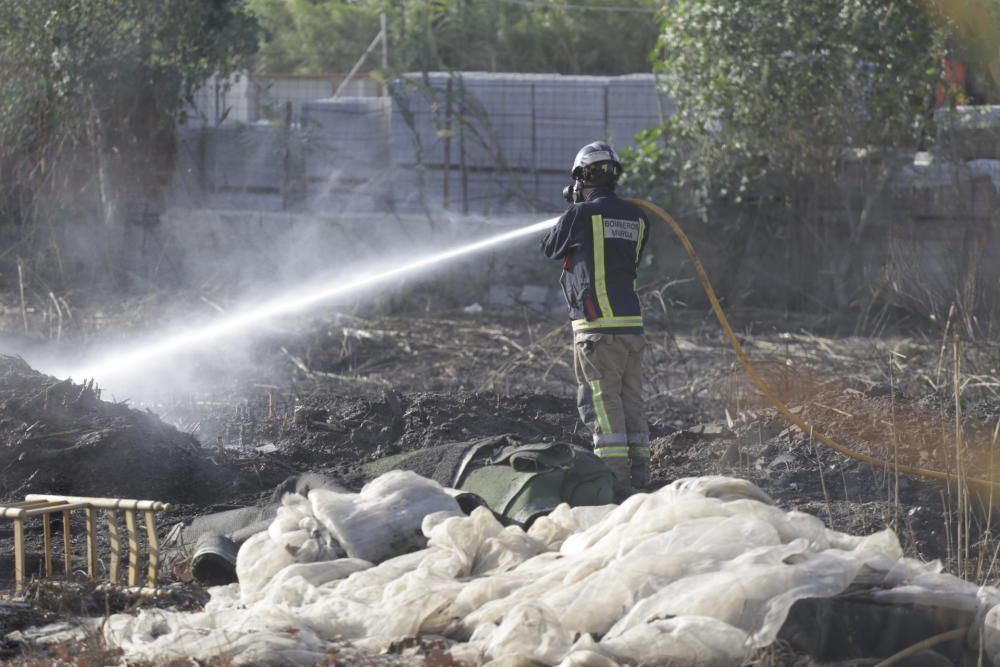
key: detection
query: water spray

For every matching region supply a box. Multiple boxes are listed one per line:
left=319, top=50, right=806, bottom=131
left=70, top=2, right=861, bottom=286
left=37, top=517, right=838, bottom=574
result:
left=59, top=216, right=559, bottom=382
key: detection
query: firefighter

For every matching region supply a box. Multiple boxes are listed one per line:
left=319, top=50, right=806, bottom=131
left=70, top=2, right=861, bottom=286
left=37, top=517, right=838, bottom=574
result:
left=541, top=141, right=650, bottom=491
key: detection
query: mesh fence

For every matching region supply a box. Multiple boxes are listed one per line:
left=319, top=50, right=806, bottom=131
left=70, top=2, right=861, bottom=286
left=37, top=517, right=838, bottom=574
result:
left=182, top=73, right=382, bottom=126
left=255, top=76, right=383, bottom=122
left=176, top=72, right=672, bottom=215
left=388, top=72, right=672, bottom=213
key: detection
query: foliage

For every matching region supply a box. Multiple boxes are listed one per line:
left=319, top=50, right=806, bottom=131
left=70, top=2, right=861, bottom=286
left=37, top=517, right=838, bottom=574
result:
left=623, top=0, right=947, bottom=206
left=0, top=0, right=260, bottom=235
left=933, top=0, right=1000, bottom=102
left=248, top=0, right=661, bottom=75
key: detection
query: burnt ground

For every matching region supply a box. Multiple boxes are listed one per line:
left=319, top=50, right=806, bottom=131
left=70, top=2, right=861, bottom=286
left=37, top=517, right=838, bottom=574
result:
left=2, top=294, right=1000, bottom=663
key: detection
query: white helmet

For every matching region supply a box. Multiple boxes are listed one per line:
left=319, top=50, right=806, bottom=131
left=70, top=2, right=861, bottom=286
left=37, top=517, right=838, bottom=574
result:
left=571, top=141, right=622, bottom=180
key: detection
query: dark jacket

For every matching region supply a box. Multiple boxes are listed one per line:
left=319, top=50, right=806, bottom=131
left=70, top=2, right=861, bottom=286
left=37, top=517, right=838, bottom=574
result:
left=541, top=188, right=649, bottom=334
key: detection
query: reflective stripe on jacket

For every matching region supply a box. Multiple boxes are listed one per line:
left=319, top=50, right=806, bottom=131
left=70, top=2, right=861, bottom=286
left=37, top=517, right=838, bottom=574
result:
left=540, top=188, right=649, bottom=334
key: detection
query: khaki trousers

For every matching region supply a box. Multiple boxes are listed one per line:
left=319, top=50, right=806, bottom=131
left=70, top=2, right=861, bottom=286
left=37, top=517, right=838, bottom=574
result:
left=573, top=333, right=649, bottom=484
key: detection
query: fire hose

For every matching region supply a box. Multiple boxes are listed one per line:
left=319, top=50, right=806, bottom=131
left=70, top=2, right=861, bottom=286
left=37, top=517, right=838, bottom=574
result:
left=629, top=198, right=998, bottom=493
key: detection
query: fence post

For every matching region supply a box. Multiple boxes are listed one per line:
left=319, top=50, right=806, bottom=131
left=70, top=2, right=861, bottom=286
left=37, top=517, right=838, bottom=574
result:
left=380, top=12, right=389, bottom=97
left=125, top=510, right=139, bottom=587
left=444, top=78, right=453, bottom=209
left=61, top=510, right=71, bottom=575
left=198, top=126, right=209, bottom=201
left=603, top=81, right=610, bottom=142
left=108, top=509, right=120, bottom=583
left=281, top=101, right=306, bottom=211
left=13, top=518, right=24, bottom=594
left=531, top=83, right=539, bottom=203
left=459, top=83, right=469, bottom=215
left=282, top=101, right=293, bottom=211
left=42, top=517, right=52, bottom=577
left=85, top=508, right=97, bottom=577
left=144, top=511, right=160, bottom=587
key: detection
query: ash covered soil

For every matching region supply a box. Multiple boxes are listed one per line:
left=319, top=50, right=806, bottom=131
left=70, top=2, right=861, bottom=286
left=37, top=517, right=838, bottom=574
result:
left=2, top=300, right=1000, bottom=661
left=4, top=304, right=998, bottom=560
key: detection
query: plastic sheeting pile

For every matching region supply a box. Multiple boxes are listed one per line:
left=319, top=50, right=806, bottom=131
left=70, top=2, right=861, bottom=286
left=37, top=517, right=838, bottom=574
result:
left=106, top=471, right=1000, bottom=666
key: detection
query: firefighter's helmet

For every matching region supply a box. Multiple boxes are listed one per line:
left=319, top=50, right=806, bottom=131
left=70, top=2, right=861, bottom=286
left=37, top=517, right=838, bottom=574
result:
left=571, top=141, right=622, bottom=184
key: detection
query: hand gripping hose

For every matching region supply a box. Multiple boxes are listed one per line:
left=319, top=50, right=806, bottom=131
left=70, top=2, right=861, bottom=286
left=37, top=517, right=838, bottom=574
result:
left=629, top=198, right=998, bottom=492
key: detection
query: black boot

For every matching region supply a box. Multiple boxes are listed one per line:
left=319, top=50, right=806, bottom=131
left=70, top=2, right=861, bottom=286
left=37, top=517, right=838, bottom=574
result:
left=603, top=457, right=635, bottom=501
left=630, top=457, right=650, bottom=490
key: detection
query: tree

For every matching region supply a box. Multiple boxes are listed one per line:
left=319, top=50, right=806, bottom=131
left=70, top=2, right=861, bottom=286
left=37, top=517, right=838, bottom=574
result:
left=0, top=0, right=260, bottom=282
left=623, top=0, right=947, bottom=309
left=248, top=0, right=662, bottom=75
left=934, top=0, right=1000, bottom=102
left=628, top=0, right=944, bottom=203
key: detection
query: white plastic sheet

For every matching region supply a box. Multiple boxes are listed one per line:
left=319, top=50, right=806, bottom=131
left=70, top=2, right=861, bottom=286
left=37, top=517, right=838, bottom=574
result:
left=104, top=472, right=1000, bottom=666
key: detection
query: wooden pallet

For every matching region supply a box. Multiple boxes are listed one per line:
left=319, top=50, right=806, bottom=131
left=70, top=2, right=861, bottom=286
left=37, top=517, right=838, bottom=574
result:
left=1, top=495, right=170, bottom=595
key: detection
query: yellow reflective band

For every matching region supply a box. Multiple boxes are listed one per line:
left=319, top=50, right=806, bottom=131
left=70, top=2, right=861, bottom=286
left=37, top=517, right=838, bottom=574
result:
left=591, top=214, right=614, bottom=318
left=634, top=217, right=645, bottom=291
left=572, top=316, right=643, bottom=331
left=635, top=217, right=646, bottom=266
left=629, top=444, right=651, bottom=459
left=594, top=446, right=630, bottom=459
left=590, top=379, right=612, bottom=434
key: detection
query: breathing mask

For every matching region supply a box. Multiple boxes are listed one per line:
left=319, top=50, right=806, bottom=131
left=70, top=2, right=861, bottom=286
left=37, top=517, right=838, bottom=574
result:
left=562, top=180, right=584, bottom=204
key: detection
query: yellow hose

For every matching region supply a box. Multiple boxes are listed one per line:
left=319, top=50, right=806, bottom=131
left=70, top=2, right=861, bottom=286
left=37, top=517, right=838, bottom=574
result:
left=630, top=198, right=997, bottom=491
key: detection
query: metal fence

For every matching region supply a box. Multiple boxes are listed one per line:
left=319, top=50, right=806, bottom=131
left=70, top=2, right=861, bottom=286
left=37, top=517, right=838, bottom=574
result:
left=174, top=72, right=673, bottom=214
left=182, top=72, right=382, bottom=126
left=390, top=73, right=674, bottom=214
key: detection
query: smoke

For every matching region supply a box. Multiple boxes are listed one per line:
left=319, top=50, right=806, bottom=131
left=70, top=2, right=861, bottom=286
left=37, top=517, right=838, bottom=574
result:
left=5, top=82, right=569, bottom=415
left=24, top=215, right=556, bottom=402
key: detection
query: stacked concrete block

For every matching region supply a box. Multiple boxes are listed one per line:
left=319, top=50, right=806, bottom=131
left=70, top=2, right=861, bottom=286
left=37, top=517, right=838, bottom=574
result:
left=391, top=73, right=451, bottom=168
left=537, top=172, right=572, bottom=211
left=203, top=126, right=284, bottom=192
left=180, top=71, right=673, bottom=214
left=305, top=171, right=394, bottom=214
left=391, top=72, right=669, bottom=174
left=386, top=72, right=672, bottom=213
left=967, top=159, right=1000, bottom=193
left=172, top=128, right=286, bottom=210
left=181, top=73, right=257, bottom=126
left=607, top=74, right=676, bottom=150
left=383, top=168, right=441, bottom=214
left=257, top=77, right=335, bottom=121
left=453, top=74, right=534, bottom=171
left=255, top=76, right=382, bottom=122
left=303, top=98, right=390, bottom=171
left=174, top=128, right=207, bottom=203
left=533, top=76, right=611, bottom=172
left=462, top=170, right=542, bottom=215
left=302, top=97, right=392, bottom=212
left=935, top=106, right=1000, bottom=160
left=907, top=160, right=998, bottom=219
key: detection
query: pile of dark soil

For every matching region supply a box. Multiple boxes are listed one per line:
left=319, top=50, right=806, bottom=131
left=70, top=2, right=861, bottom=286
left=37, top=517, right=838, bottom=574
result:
left=0, top=355, right=243, bottom=504
left=282, top=391, right=582, bottom=464
left=208, top=388, right=584, bottom=492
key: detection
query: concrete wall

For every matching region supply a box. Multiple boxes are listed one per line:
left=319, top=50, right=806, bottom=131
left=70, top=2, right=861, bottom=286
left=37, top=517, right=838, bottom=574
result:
left=130, top=167, right=1000, bottom=325
left=20, top=168, right=996, bottom=323
left=148, top=209, right=567, bottom=314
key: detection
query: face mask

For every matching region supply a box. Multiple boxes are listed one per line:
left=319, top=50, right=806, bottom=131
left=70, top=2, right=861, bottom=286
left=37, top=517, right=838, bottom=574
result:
left=562, top=180, right=583, bottom=204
